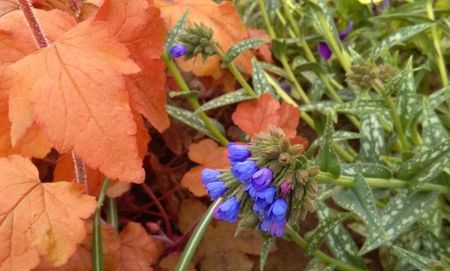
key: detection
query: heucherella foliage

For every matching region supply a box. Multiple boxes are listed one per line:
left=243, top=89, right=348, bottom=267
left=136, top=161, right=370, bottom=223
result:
left=201, top=128, right=319, bottom=237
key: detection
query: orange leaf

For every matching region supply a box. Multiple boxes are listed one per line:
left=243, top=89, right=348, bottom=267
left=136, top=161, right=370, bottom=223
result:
left=96, top=0, right=170, bottom=132
left=154, top=0, right=252, bottom=77
left=35, top=223, right=121, bottom=271
left=4, top=20, right=145, bottom=183
left=0, top=9, right=76, bottom=65
left=232, top=93, right=300, bottom=138
left=181, top=139, right=229, bottom=197
left=0, top=155, right=96, bottom=270
left=0, top=0, right=18, bottom=17
left=118, top=222, right=162, bottom=271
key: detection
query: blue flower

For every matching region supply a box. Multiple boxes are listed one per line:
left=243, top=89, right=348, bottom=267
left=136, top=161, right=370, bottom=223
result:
left=231, top=160, right=258, bottom=183
left=259, top=198, right=288, bottom=237
left=205, top=181, right=227, bottom=200
left=251, top=168, right=273, bottom=191
left=201, top=169, right=221, bottom=185
left=214, top=196, right=240, bottom=223
left=227, top=143, right=251, bottom=164
left=318, top=22, right=353, bottom=60
left=249, top=186, right=276, bottom=216
left=169, top=44, right=187, bottom=58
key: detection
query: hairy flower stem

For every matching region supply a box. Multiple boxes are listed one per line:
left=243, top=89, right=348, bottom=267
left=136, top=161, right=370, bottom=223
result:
left=176, top=198, right=223, bottom=271
left=315, top=172, right=450, bottom=195
left=256, top=0, right=310, bottom=104
left=163, top=52, right=229, bottom=146
left=17, top=0, right=89, bottom=186
left=285, top=225, right=364, bottom=271
left=425, top=0, right=448, bottom=88
left=213, top=46, right=257, bottom=97
left=281, top=0, right=360, bottom=129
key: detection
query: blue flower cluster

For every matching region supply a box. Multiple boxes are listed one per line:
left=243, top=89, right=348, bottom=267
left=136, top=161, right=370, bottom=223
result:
left=201, top=142, right=289, bottom=237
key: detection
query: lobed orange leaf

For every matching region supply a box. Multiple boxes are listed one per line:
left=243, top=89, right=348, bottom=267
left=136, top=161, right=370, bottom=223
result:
left=0, top=155, right=96, bottom=271
left=154, top=0, right=253, bottom=77
left=0, top=9, right=76, bottom=65
left=118, top=222, right=162, bottom=271
left=181, top=139, right=229, bottom=197
left=0, top=0, right=18, bottom=17
left=96, top=0, right=170, bottom=132
left=232, top=93, right=301, bottom=138
left=3, top=20, right=145, bottom=183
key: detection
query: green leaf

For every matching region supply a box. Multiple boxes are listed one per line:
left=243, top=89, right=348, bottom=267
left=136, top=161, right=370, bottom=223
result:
left=360, top=114, right=385, bottom=163
left=373, top=23, right=434, bottom=58
left=302, top=101, right=338, bottom=113
left=334, top=99, right=387, bottom=116
left=429, top=85, right=450, bottom=108
left=333, top=174, right=385, bottom=255
left=392, top=246, right=433, bottom=271
left=265, top=0, right=279, bottom=20
left=306, top=212, right=351, bottom=254
left=225, top=39, right=265, bottom=64
left=259, top=236, right=275, bottom=271
left=271, top=39, right=287, bottom=60
left=166, top=104, right=225, bottom=141
left=197, top=89, right=254, bottom=112
left=316, top=116, right=341, bottom=178
left=164, top=10, right=189, bottom=52
left=252, top=59, right=275, bottom=95
left=397, top=139, right=450, bottom=193
left=395, top=58, right=416, bottom=129
left=422, top=98, right=448, bottom=146
left=316, top=202, right=367, bottom=269
left=341, top=163, right=392, bottom=179
left=362, top=191, right=439, bottom=254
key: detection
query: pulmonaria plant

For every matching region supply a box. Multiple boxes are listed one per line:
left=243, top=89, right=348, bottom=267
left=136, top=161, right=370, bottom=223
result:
left=201, top=128, right=319, bottom=237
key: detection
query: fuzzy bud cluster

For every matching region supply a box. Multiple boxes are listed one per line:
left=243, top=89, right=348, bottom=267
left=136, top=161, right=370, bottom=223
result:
left=201, top=128, right=319, bottom=237
left=347, top=60, right=396, bottom=88
left=177, top=23, right=217, bottom=62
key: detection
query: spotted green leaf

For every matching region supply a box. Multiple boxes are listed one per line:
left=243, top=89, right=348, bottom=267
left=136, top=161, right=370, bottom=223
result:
left=252, top=59, right=275, bottom=95
left=362, top=191, right=439, bottom=254
left=316, top=202, right=367, bottom=269
left=225, top=39, right=265, bottom=64
left=316, top=116, right=341, bottom=178
left=197, top=89, right=254, bottom=112
left=259, top=236, right=275, bottom=271
left=395, top=58, right=416, bottom=129
left=374, top=23, right=434, bottom=58
left=333, top=174, right=385, bottom=254
left=334, top=100, right=387, bottom=116
left=265, top=0, right=279, bottom=20
left=166, top=104, right=225, bottom=141
left=164, top=10, right=189, bottom=52
left=422, top=99, right=448, bottom=146
left=306, top=212, right=351, bottom=254
left=392, top=246, right=433, bottom=271
left=360, top=114, right=385, bottom=163
left=341, top=163, right=392, bottom=179
left=397, top=139, right=450, bottom=193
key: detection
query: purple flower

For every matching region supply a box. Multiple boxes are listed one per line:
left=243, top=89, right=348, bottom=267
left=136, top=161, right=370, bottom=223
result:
left=214, top=196, right=240, bottom=223
left=231, top=160, right=258, bottom=183
left=318, top=22, right=353, bottom=60
left=227, top=143, right=251, bottom=164
left=251, top=168, right=273, bottom=191
left=259, top=198, right=288, bottom=237
left=201, top=169, right=221, bottom=185
left=169, top=44, right=187, bottom=58
left=205, top=181, right=227, bottom=200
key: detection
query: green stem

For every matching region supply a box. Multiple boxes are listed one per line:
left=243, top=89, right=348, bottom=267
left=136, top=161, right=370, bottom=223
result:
left=163, top=52, right=229, bottom=146
left=257, top=0, right=276, bottom=38
left=175, top=198, right=223, bottom=271
left=106, top=197, right=119, bottom=232
left=315, top=172, right=450, bottom=195
left=316, top=12, right=352, bottom=73
left=286, top=225, right=364, bottom=271
left=425, top=0, right=448, bottom=87
left=92, top=178, right=110, bottom=271
left=213, top=47, right=256, bottom=97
